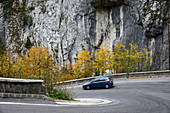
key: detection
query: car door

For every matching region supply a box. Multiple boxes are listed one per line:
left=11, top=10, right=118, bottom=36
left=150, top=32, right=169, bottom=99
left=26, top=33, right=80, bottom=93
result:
left=90, top=79, right=100, bottom=88
left=99, top=79, right=107, bottom=88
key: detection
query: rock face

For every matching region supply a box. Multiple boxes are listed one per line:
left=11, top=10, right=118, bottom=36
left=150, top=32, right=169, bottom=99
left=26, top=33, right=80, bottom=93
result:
left=0, top=4, right=5, bottom=44
left=0, top=0, right=169, bottom=70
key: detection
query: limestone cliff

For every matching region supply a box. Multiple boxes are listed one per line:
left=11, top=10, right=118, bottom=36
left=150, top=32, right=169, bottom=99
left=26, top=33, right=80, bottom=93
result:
left=0, top=0, right=169, bottom=70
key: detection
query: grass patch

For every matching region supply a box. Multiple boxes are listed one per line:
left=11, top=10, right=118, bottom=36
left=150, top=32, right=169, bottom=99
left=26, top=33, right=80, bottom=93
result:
left=50, top=87, right=74, bottom=101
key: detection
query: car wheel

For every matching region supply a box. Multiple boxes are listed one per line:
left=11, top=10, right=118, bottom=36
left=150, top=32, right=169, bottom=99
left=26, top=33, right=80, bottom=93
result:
left=86, top=85, right=91, bottom=90
left=104, top=84, right=110, bottom=89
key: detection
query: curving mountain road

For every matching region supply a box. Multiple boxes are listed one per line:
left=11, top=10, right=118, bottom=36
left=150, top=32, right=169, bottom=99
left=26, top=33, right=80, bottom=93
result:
left=0, top=77, right=170, bottom=113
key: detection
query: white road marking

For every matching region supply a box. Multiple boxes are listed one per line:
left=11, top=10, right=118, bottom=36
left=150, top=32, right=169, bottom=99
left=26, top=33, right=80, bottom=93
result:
left=0, top=98, right=117, bottom=107
left=0, top=102, right=62, bottom=107
left=55, top=98, right=115, bottom=105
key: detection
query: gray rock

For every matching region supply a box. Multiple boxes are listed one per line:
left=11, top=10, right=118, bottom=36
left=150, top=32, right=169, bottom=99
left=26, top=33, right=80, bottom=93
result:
left=0, top=0, right=169, bottom=71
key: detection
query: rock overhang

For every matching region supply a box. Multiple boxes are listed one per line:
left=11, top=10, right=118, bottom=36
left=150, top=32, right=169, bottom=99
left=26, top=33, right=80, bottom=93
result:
left=89, top=0, right=129, bottom=8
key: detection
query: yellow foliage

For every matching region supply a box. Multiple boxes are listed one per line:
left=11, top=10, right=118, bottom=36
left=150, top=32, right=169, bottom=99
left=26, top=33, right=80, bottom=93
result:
left=94, top=45, right=111, bottom=75
left=0, top=42, right=152, bottom=89
left=73, top=50, right=93, bottom=78
left=72, top=42, right=152, bottom=76
left=0, top=51, right=16, bottom=77
left=21, top=47, right=57, bottom=79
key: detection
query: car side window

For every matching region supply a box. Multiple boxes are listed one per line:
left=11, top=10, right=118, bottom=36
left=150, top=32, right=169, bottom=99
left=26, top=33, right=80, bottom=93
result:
left=91, top=78, right=110, bottom=82
left=93, top=79, right=106, bottom=82
left=97, top=79, right=102, bottom=82
left=101, top=79, right=107, bottom=81
left=92, top=80, right=98, bottom=82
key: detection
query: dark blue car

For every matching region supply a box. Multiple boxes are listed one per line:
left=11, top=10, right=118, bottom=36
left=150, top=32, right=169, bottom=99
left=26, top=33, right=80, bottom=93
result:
left=83, top=77, right=114, bottom=90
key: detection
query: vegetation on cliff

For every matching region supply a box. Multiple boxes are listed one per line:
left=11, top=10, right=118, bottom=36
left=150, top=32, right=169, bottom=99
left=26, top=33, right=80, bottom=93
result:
left=1, top=0, right=33, bottom=53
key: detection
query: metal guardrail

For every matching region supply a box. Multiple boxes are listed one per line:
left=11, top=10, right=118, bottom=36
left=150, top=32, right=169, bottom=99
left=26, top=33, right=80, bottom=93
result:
left=55, top=70, right=170, bottom=86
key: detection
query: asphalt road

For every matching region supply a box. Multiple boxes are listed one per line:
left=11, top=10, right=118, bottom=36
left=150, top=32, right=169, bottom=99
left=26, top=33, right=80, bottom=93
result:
left=0, top=77, right=170, bottom=113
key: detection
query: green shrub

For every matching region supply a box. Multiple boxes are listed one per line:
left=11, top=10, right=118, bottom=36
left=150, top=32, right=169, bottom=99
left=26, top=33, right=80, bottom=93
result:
left=28, top=6, right=35, bottom=11
left=0, top=37, right=5, bottom=55
left=50, top=87, right=74, bottom=100
left=25, top=37, right=32, bottom=49
left=41, top=4, right=46, bottom=13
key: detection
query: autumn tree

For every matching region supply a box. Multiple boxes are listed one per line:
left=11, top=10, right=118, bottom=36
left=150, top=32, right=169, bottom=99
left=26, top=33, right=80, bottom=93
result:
left=73, top=50, right=93, bottom=78
left=22, top=47, right=56, bottom=77
left=18, top=46, right=57, bottom=92
left=138, top=47, right=152, bottom=71
left=113, top=42, right=128, bottom=73
left=0, top=42, right=152, bottom=88
left=107, top=51, right=116, bottom=74
left=128, top=43, right=139, bottom=72
left=93, top=45, right=110, bottom=75
left=0, top=50, right=16, bottom=77
left=108, top=42, right=152, bottom=73
left=13, top=56, right=27, bottom=78
left=73, top=42, right=152, bottom=77
left=126, top=43, right=152, bottom=72
left=0, top=38, right=5, bottom=77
